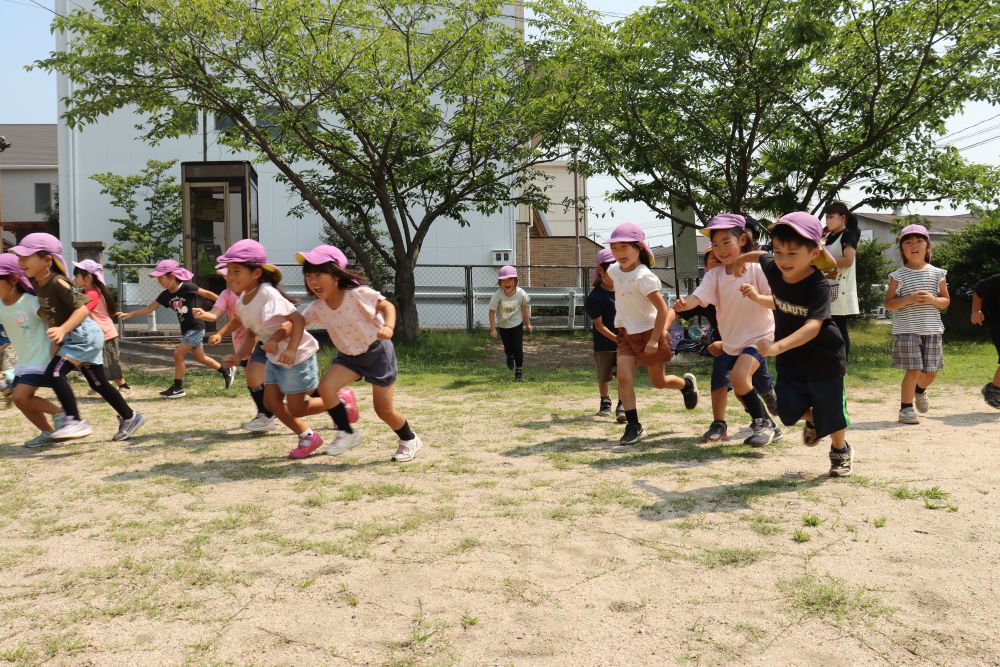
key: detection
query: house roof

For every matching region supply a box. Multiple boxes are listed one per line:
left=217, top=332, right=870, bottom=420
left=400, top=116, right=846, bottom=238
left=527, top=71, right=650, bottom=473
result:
left=0, top=124, right=57, bottom=167
left=854, top=212, right=979, bottom=234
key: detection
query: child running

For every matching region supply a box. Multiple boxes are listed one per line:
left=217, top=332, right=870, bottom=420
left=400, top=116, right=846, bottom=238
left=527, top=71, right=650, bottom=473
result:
left=213, top=240, right=324, bottom=458
left=10, top=233, right=144, bottom=441
left=292, top=244, right=423, bottom=462
left=0, top=254, right=63, bottom=446
left=736, top=212, right=852, bottom=476
left=585, top=248, right=625, bottom=421
left=883, top=224, right=950, bottom=424
left=674, top=213, right=781, bottom=447
left=72, top=260, right=130, bottom=395
left=972, top=272, right=1000, bottom=408
left=606, top=222, right=699, bottom=445
left=193, top=266, right=276, bottom=432
left=488, top=265, right=532, bottom=381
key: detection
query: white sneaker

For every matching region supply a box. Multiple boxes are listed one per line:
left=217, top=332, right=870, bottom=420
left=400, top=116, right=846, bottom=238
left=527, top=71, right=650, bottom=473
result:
left=391, top=435, right=423, bottom=463
left=326, top=429, right=362, bottom=456
left=914, top=391, right=929, bottom=414
left=49, top=417, right=93, bottom=441
left=112, top=411, right=145, bottom=441
left=24, top=431, right=53, bottom=448
left=241, top=413, right=278, bottom=432
left=898, top=407, right=919, bottom=424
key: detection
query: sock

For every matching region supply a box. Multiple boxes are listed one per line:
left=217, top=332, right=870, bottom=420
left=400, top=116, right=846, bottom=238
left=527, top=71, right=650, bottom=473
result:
left=217, top=366, right=227, bottom=375
left=600, top=395, right=611, bottom=401
left=900, top=402, right=913, bottom=410
left=737, top=389, right=767, bottom=421
left=806, top=420, right=816, bottom=428
left=328, top=401, right=354, bottom=433
left=832, top=442, right=849, bottom=451
left=249, top=386, right=273, bottom=418
left=915, top=385, right=926, bottom=394
left=120, top=383, right=130, bottom=390
left=172, top=378, right=183, bottom=389
left=394, top=420, right=415, bottom=441
left=299, top=429, right=314, bottom=438
left=625, top=409, right=639, bottom=425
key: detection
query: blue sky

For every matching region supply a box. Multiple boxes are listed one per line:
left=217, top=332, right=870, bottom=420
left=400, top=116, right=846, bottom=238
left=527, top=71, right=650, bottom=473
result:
left=1, top=0, right=996, bottom=242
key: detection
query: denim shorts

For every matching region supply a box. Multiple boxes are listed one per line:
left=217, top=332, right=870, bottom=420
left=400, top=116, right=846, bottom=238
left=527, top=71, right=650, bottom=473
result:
left=12, top=372, right=50, bottom=389
left=332, top=339, right=398, bottom=387
left=239, top=343, right=267, bottom=368
left=265, top=355, right=319, bottom=395
left=59, top=318, right=104, bottom=365
left=181, top=328, right=206, bottom=348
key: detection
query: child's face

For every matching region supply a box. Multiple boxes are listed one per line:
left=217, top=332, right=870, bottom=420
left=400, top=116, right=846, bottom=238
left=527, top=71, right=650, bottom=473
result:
left=0, top=276, right=16, bottom=301
left=225, top=263, right=262, bottom=294
left=73, top=272, right=92, bottom=290
left=156, top=275, right=174, bottom=289
left=825, top=212, right=846, bottom=231
left=771, top=237, right=820, bottom=278
left=223, top=271, right=240, bottom=293
left=610, top=242, right=640, bottom=268
left=499, top=278, right=517, bottom=293
left=17, top=253, right=49, bottom=279
left=901, top=235, right=928, bottom=265
left=704, top=252, right=721, bottom=271
left=305, top=270, right=339, bottom=300
left=709, top=231, right=744, bottom=265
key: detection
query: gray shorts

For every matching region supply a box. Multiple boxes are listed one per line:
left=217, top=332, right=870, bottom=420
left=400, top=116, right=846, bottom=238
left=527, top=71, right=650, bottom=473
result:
left=104, top=337, right=123, bottom=380
left=892, top=333, right=944, bottom=372
left=332, top=339, right=398, bottom=387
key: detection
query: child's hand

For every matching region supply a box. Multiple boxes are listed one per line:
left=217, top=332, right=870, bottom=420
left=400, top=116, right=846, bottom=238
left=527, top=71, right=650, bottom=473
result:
left=972, top=310, right=985, bottom=325
left=644, top=337, right=659, bottom=355
left=755, top=339, right=776, bottom=357
left=739, top=283, right=760, bottom=301
left=262, top=338, right=280, bottom=354
left=707, top=341, right=724, bottom=357
left=46, top=327, right=66, bottom=344
left=525, top=323, right=533, bottom=335
left=277, top=346, right=296, bottom=365
left=912, top=290, right=933, bottom=304
left=489, top=327, right=497, bottom=340
left=208, top=333, right=223, bottom=346
left=674, top=296, right=689, bottom=311
left=192, top=307, right=207, bottom=320
left=117, top=311, right=130, bottom=320
left=377, top=325, right=394, bottom=340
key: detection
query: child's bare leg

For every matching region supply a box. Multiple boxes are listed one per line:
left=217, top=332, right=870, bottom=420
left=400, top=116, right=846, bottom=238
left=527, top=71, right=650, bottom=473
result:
left=264, top=385, right=308, bottom=434
left=829, top=428, right=847, bottom=449
left=617, top=355, right=637, bottom=410
left=317, top=364, right=362, bottom=412
left=173, top=343, right=192, bottom=381
left=994, top=366, right=1000, bottom=386
left=372, top=384, right=405, bottom=430
left=647, top=363, right=685, bottom=390
left=286, top=391, right=327, bottom=418
left=598, top=379, right=610, bottom=398
left=711, top=388, right=728, bottom=421
left=917, top=371, right=937, bottom=390
left=901, top=369, right=922, bottom=403
left=12, top=384, right=56, bottom=431
left=245, top=361, right=265, bottom=389
left=730, top=355, right=760, bottom=395
left=191, top=345, right=221, bottom=372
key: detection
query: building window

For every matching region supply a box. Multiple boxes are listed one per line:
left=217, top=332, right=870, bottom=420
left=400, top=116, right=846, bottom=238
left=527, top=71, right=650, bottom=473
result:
left=34, top=183, right=52, bottom=213
left=214, top=114, right=236, bottom=132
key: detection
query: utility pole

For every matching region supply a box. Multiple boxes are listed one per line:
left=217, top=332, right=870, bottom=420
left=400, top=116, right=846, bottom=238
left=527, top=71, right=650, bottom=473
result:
left=571, top=145, right=581, bottom=286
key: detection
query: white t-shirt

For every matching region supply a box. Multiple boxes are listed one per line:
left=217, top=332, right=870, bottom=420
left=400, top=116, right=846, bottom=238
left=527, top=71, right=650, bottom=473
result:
left=235, top=283, right=319, bottom=366
left=889, top=265, right=947, bottom=335
left=607, top=263, right=662, bottom=334
left=488, top=287, right=530, bottom=328
left=691, top=263, right=774, bottom=355
left=0, top=293, right=52, bottom=375
left=303, top=286, right=387, bottom=356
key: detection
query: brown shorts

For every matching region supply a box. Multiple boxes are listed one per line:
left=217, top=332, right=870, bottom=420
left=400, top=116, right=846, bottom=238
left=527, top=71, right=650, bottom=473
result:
left=617, top=328, right=672, bottom=366
left=594, top=350, right=617, bottom=382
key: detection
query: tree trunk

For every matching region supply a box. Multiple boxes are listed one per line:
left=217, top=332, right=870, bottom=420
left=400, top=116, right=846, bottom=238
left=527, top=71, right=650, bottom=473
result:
left=393, top=256, right=419, bottom=343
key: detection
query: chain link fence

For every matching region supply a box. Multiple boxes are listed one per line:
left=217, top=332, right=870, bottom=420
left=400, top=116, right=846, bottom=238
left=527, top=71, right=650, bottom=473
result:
left=111, top=263, right=692, bottom=337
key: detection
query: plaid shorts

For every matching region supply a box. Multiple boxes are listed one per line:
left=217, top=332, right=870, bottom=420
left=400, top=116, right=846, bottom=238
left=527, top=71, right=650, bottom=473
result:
left=891, top=333, right=944, bottom=372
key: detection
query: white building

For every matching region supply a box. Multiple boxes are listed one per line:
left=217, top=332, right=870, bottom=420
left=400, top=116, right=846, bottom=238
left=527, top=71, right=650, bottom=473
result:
left=0, top=124, right=58, bottom=250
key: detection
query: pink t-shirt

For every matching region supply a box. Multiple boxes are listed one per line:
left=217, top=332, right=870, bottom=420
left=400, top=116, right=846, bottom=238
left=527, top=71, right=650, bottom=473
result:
left=235, top=284, right=319, bottom=366
left=691, top=263, right=774, bottom=356
left=303, top=286, right=386, bottom=356
left=84, top=287, right=118, bottom=341
left=213, top=289, right=251, bottom=357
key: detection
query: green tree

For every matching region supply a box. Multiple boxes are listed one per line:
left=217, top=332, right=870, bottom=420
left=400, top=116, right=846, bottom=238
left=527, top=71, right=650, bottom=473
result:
left=854, top=238, right=895, bottom=318
left=91, top=159, right=182, bottom=280
left=934, top=210, right=1000, bottom=294
left=37, top=0, right=567, bottom=341
left=552, top=0, right=1000, bottom=226
left=43, top=187, right=59, bottom=239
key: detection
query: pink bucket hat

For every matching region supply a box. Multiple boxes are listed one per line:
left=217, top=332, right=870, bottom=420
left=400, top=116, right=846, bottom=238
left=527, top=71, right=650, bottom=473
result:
left=72, top=259, right=107, bottom=286
left=699, top=213, right=746, bottom=237
left=9, top=232, right=68, bottom=275
left=898, top=223, right=930, bottom=241
left=595, top=248, right=614, bottom=265
left=215, top=239, right=283, bottom=282
left=0, top=254, right=34, bottom=293
left=772, top=212, right=837, bottom=271
left=149, top=259, right=194, bottom=282
left=497, top=265, right=518, bottom=281
left=295, top=244, right=348, bottom=269
left=605, top=222, right=655, bottom=266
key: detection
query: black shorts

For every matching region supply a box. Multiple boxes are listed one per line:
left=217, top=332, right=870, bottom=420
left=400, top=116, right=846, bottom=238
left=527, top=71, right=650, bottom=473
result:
left=775, top=374, right=850, bottom=439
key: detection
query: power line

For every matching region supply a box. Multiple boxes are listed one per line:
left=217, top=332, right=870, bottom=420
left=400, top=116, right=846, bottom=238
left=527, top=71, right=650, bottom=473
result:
left=936, top=111, right=1000, bottom=143
left=956, top=133, right=1000, bottom=152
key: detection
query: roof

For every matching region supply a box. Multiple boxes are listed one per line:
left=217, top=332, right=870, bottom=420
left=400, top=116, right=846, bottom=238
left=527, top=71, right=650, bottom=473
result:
left=0, top=124, right=57, bottom=167
left=854, top=212, right=979, bottom=234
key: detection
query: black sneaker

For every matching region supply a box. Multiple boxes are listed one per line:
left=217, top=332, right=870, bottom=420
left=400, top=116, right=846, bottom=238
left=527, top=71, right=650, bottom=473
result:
left=506, top=354, right=515, bottom=370
left=681, top=373, right=699, bottom=410
left=744, top=418, right=777, bottom=447
left=159, top=385, right=186, bottom=399
left=829, top=444, right=853, bottom=477
left=220, top=366, right=235, bottom=389
left=597, top=398, right=613, bottom=417
left=802, top=421, right=819, bottom=446
left=615, top=401, right=627, bottom=423
left=702, top=420, right=728, bottom=443
left=762, top=388, right=779, bottom=416
left=620, top=422, right=645, bottom=445
left=514, top=370, right=524, bottom=382
left=982, top=383, right=1000, bottom=410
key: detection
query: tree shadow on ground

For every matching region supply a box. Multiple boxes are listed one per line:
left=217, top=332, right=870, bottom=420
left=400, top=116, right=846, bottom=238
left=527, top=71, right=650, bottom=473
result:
left=925, top=411, right=1000, bottom=427
left=119, top=427, right=283, bottom=453
left=515, top=412, right=603, bottom=430
left=102, top=454, right=385, bottom=485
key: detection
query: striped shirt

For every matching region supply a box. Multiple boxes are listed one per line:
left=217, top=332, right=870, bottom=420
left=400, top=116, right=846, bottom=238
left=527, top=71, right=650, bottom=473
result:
left=889, top=264, right=947, bottom=335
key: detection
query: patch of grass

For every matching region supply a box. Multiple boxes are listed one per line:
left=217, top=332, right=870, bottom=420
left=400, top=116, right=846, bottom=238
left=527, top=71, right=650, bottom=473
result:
left=733, top=623, right=768, bottom=643
left=337, top=483, right=420, bottom=503
left=919, top=486, right=950, bottom=500
left=792, top=530, right=811, bottom=543
left=714, top=476, right=803, bottom=506
left=338, top=583, right=359, bottom=607
left=889, top=486, right=918, bottom=500
left=546, top=507, right=577, bottom=520
left=802, top=514, right=823, bottom=527
left=585, top=482, right=645, bottom=509
left=41, top=632, right=88, bottom=659
left=444, top=537, right=480, bottom=556
left=670, top=515, right=706, bottom=534
left=872, top=517, right=887, bottom=528
left=777, top=574, right=891, bottom=623
left=740, top=512, right=781, bottom=536
left=693, top=547, right=768, bottom=569
left=923, top=498, right=959, bottom=512
left=460, top=613, right=479, bottom=629
left=0, top=645, right=37, bottom=663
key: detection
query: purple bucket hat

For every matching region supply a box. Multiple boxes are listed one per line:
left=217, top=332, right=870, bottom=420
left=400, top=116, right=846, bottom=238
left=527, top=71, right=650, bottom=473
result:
left=9, top=232, right=68, bottom=276
left=72, top=259, right=107, bottom=286
left=149, top=259, right=194, bottom=282
left=595, top=248, right=614, bottom=265
left=772, top=212, right=837, bottom=271
left=898, top=223, right=930, bottom=241
left=0, top=254, right=34, bottom=293
left=497, top=265, right=518, bottom=281
left=605, top=222, right=655, bottom=266
left=295, top=244, right=348, bottom=269
left=216, top=239, right=283, bottom=282
left=699, top=213, right=746, bottom=237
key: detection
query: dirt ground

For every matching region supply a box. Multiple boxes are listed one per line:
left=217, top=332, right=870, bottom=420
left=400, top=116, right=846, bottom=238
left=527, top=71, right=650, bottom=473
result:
left=1, top=369, right=999, bottom=665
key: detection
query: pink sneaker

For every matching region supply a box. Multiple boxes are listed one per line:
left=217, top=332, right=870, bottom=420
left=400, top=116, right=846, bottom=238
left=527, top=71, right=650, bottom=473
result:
left=338, top=387, right=360, bottom=424
left=288, top=431, right=323, bottom=459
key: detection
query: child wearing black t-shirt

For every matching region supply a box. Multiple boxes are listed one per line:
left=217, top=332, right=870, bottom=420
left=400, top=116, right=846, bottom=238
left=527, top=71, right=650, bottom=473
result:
left=737, top=212, right=852, bottom=477
left=972, top=273, right=1000, bottom=408
left=585, top=249, right=624, bottom=421
left=119, top=259, right=233, bottom=398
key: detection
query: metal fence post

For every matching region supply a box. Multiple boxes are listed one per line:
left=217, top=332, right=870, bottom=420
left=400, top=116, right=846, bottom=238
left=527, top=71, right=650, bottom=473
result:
left=464, top=265, right=474, bottom=333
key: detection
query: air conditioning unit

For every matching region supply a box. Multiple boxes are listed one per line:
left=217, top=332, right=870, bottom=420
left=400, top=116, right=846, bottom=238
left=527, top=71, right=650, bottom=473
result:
left=491, top=249, right=513, bottom=266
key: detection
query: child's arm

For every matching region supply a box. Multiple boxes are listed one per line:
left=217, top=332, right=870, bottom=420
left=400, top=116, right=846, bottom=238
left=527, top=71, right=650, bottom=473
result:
left=972, top=292, right=985, bottom=325
left=263, top=321, right=294, bottom=353
left=46, top=304, right=92, bottom=344
left=224, top=334, right=257, bottom=368
left=488, top=309, right=497, bottom=339
left=739, top=283, right=775, bottom=309
left=521, top=303, right=532, bottom=334
left=592, top=317, right=617, bottom=343
left=117, top=300, right=159, bottom=320
left=192, top=306, right=220, bottom=322
left=756, top=319, right=822, bottom=357
left=883, top=277, right=912, bottom=311
left=672, top=294, right=704, bottom=312
left=196, top=288, right=219, bottom=302
left=732, top=250, right=768, bottom=266
left=375, top=298, right=396, bottom=340
left=209, top=314, right=242, bottom=346
left=645, top=291, right=673, bottom=354
left=924, top=280, right=950, bottom=310
left=277, top=313, right=307, bottom=365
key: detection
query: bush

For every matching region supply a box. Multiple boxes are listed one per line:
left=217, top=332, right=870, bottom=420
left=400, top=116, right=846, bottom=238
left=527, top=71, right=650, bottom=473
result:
left=934, top=210, right=1000, bottom=295
left=854, top=238, right=895, bottom=318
